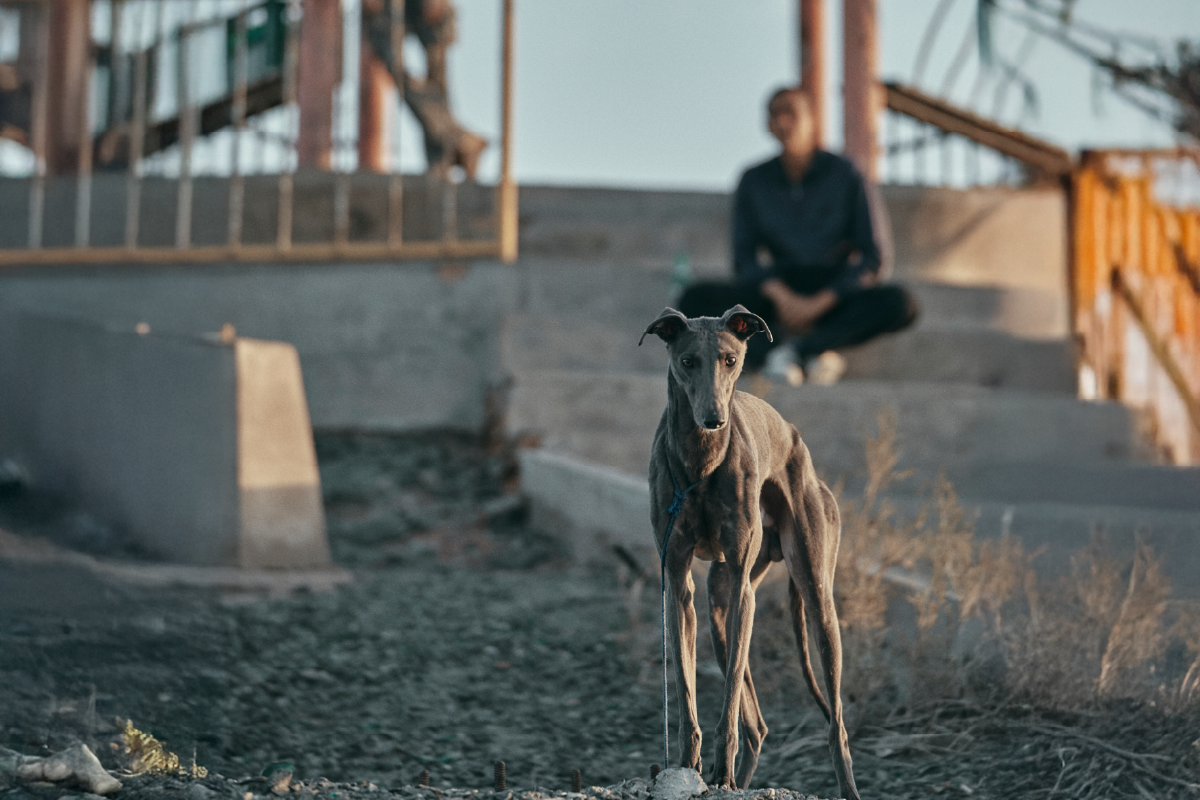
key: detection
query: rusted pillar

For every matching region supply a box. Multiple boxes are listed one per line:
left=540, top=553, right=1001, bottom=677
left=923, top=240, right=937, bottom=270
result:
left=45, top=0, right=90, bottom=176
left=497, top=0, right=517, bottom=263
left=357, top=48, right=392, bottom=173
left=799, top=0, right=825, bottom=149
left=296, top=0, right=342, bottom=170
left=842, top=0, right=879, bottom=180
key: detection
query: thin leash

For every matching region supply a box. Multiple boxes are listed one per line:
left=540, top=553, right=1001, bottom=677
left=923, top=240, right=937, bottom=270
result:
left=658, top=463, right=701, bottom=772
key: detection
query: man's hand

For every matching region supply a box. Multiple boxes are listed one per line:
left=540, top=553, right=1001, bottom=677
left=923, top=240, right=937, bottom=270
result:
left=761, top=280, right=838, bottom=333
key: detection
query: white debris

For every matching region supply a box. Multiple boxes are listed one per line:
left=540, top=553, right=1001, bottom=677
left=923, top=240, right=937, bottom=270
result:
left=15, top=743, right=122, bottom=795
left=650, top=768, right=707, bottom=800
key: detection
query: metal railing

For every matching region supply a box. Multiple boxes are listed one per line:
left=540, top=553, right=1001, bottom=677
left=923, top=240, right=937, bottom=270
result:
left=880, top=81, right=1071, bottom=188
left=1072, top=148, right=1200, bottom=464
left=0, top=0, right=516, bottom=266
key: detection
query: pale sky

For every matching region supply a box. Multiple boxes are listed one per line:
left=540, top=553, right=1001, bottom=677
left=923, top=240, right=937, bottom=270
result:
left=0, top=0, right=1195, bottom=190
left=438, top=0, right=1199, bottom=190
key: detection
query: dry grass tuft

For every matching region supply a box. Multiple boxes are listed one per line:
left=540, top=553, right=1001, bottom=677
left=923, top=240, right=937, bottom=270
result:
left=816, top=409, right=1200, bottom=714
left=738, top=410, right=1200, bottom=797
left=120, top=720, right=207, bottom=777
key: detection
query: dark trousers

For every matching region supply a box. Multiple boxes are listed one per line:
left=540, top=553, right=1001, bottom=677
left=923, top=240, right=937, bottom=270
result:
left=678, top=268, right=919, bottom=368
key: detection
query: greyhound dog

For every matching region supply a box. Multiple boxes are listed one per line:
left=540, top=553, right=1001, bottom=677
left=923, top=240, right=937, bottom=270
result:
left=639, top=305, right=858, bottom=799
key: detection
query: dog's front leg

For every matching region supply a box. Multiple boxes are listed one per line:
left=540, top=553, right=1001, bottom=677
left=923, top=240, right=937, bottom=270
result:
left=665, top=550, right=703, bottom=772
left=712, top=530, right=757, bottom=788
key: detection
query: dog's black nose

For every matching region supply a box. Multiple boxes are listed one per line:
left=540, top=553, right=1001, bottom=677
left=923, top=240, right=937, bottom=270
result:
left=703, top=417, right=727, bottom=430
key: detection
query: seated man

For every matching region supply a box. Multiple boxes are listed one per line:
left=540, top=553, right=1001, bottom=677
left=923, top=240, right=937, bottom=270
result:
left=679, top=87, right=918, bottom=385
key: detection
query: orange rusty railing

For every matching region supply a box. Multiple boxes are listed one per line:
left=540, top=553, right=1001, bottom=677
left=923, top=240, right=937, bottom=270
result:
left=1071, top=149, right=1200, bottom=464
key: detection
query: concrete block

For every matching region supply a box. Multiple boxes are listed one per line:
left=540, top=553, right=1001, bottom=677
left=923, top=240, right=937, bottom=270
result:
left=235, top=338, right=329, bottom=568
left=0, top=311, right=329, bottom=568
left=518, top=448, right=653, bottom=567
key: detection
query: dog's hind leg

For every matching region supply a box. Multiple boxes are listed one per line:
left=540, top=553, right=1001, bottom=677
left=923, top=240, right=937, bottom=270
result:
left=787, top=578, right=832, bottom=723
left=780, top=464, right=859, bottom=800
left=707, top=558, right=771, bottom=788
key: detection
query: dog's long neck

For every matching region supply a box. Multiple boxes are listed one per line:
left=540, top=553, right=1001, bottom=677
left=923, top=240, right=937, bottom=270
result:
left=666, top=371, right=731, bottom=482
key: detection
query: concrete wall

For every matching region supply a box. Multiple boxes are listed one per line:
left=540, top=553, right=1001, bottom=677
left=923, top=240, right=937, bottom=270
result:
left=0, top=260, right=517, bottom=432
left=0, top=310, right=329, bottom=567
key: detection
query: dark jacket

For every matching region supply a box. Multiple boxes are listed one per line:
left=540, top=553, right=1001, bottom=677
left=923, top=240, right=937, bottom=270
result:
left=732, top=150, right=881, bottom=297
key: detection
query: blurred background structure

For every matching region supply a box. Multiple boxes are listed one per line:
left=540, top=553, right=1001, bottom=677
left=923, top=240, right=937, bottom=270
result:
left=0, top=0, right=517, bottom=262
left=0, top=0, right=1197, bottom=575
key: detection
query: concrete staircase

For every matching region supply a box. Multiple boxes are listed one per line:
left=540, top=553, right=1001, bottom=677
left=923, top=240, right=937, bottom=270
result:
left=503, top=186, right=1200, bottom=593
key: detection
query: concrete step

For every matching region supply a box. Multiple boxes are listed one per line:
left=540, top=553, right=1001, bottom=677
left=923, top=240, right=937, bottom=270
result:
left=505, top=370, right=1156, bottom=483
left=895, top=281, right=1067, bottom=339
left=519, top=449, right=1200, bottom=596
left=841, top=328, right=1075, bottom=392
left=947, top=462, right=1200, bottom=514
left=516, top=185, right=1069, bottom=304
left=503, top=311, right=1076, bottom=392
left=515, top=258, right=1066, bottom=339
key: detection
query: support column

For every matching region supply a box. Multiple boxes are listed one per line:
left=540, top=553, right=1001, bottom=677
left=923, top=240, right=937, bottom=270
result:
left=799, top=0, right=825, bottom=149
left=296, top=0, right=342, bottom=170
left=45, top=0, right=90, bottom=176
left=842, top=0, right=879, bottom=180
left=357, top=47, right=393, bottom=173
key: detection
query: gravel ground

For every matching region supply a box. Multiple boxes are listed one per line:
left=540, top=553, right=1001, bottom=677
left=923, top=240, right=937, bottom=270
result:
left=0, top=432, right=841, bottom=800
left=2, top=432, right=1198, bottom=800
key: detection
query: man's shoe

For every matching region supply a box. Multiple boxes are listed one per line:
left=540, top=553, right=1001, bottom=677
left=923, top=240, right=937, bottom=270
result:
left=763, top=346, right=805, bottom=387
left=805, top=351, right=847, bottom=386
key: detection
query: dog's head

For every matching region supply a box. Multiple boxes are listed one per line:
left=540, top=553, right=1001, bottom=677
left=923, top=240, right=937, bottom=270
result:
left=639, top=305, right=771, bottom=431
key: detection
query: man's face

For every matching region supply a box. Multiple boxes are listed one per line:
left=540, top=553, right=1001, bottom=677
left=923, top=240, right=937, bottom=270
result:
left=767, top=93, right=815, bottom=153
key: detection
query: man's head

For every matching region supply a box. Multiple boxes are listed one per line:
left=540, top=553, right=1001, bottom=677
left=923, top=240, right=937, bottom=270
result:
left=767, top=87, right=816, bottom=157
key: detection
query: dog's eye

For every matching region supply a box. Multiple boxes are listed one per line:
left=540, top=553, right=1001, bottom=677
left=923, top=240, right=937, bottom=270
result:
left=681, top=357, right=694, bottom=368
left=725, top=355, right=737, bottom=367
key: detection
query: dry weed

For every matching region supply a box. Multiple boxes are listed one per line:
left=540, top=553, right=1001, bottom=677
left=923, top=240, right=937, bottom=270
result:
left=120, top=720, right=207, bottom=777
left=819, top=409, right=1200, bottom=715
left=1097, top=535, right=1170, bottom=697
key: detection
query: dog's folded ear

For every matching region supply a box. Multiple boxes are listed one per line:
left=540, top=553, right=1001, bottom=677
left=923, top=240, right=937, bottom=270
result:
left=639, top=308, right=689, bottom=346
left=721, top=305, right=773, bottom=342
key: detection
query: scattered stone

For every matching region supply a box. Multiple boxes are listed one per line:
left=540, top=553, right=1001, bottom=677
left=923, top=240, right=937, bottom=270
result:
left=261, top=760, right=296, bottom=793
left=0, top=746, right=32, bottom=773
left=649, top=768, right=706, bottom=800
left=15, top=743, right=123, bottom=795
left=186, top=783, right=218, bottom=800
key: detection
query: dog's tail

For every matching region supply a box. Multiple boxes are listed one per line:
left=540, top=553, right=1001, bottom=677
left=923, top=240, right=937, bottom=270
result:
left=788, top=578, right=832, bottom=723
